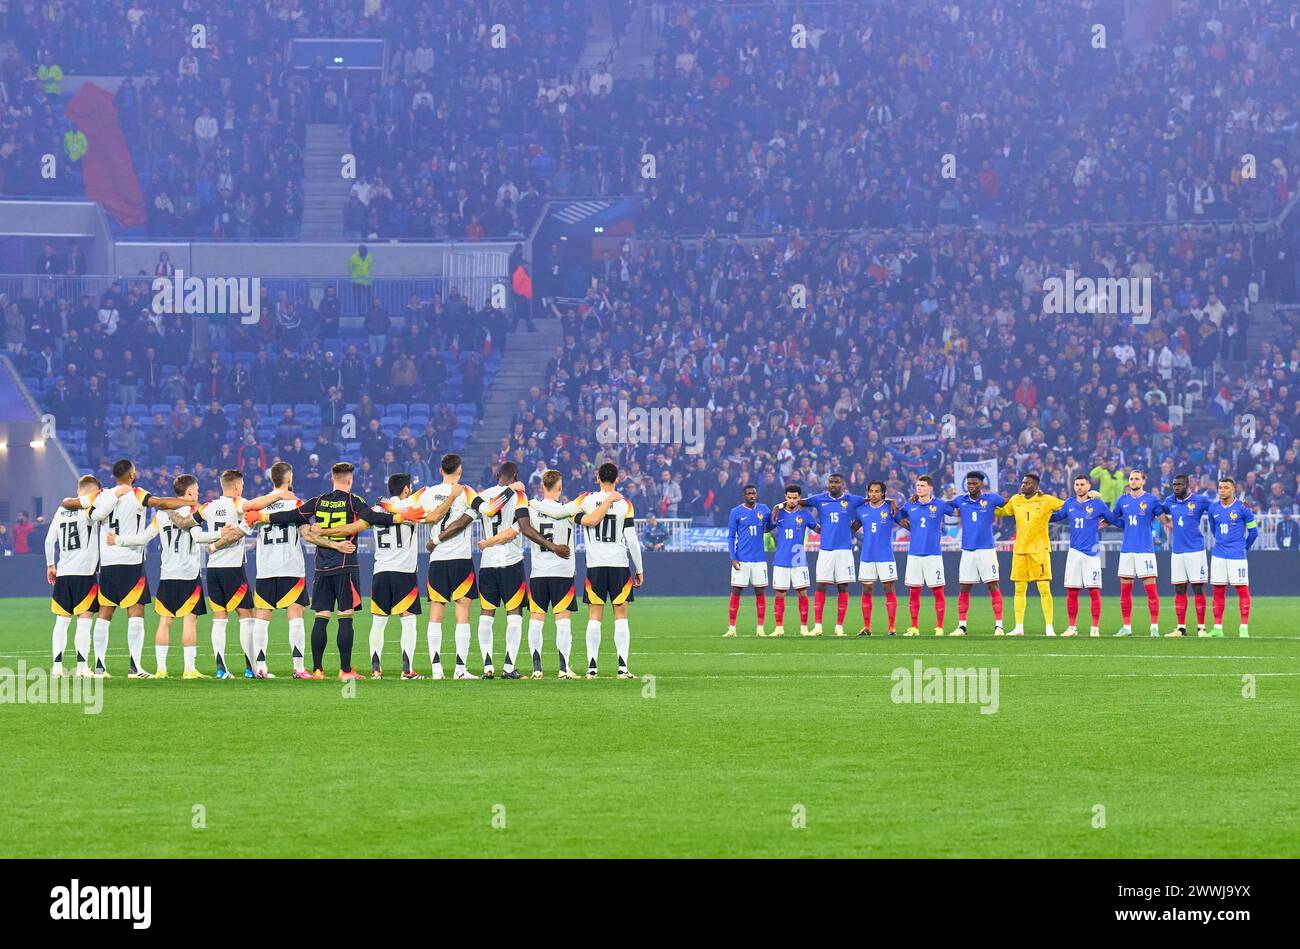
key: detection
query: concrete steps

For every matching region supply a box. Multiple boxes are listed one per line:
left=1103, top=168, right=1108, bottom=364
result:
left=459, top=327, right=558, bottom=482
left=300, top=124, right=353, bottom=240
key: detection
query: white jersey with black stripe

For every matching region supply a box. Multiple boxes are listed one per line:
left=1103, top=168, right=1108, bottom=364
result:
left=372, top=495, right=420, bottom=575
left=580, top=492, right=636, bottom=569
left=527, top=494, right=586, bottom=579
left=255, top=497, right=305, bottom=579
left=49, top=506, right=99, bottom=577
left=195, top=496, right=247, bottom=568
left=474, top=484, right=528, bottom=569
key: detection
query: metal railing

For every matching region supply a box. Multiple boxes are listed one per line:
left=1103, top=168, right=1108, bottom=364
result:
left=0, top=274, right=504, bottom=318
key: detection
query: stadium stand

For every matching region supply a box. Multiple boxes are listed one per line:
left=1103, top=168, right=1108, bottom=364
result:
left=1, top=0, right=1299, bottom=551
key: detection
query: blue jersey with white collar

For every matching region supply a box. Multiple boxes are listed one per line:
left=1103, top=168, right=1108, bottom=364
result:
left=1112, top=492, right=1165, bottom=554
left=1163, top=495, right=1209, bottom=553
left=854, top=501, right=897, bottom=561
left=1055, top=496, right=1119, bottom=557
left=949, top=492, right=1005, bottom=551
left=728, top=503, right=771, bottom=562
left=771, top=506, right=812, bottom=568
left=1207, top=499, right=1257, bottom=560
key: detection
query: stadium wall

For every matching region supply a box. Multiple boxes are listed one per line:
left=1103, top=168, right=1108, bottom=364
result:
left=112, top=241, right=514, bottom=280
left=2, top=551, right=1296, bottom=599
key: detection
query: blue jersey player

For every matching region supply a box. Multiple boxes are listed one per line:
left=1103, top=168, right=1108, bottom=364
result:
left=724, top=485, right=772, bottom=638
left=1111, top=469, right=1166, bottom=637
left=893, top=475, right=955, bottom=636
left=771, top=485, right=815, bottom=636
left=949, top=470, right=1006, bottom=636
left=1052, top=474, right=1120, bottom=636
left=852, top=480, right=900, bottom=636
left=801, top=474, right=864, bottom=636
left=1206, top=477, right=1258, bottom=638
left=1160, top=473, right=1210, bottom=637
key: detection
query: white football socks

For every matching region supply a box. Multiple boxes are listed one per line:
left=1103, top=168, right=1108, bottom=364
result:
left=614, top=617, right=630, bottom=669
left=528, top=617, right=544, bottom=669
left=210, top=617, right=228, bottom=672
left=239, top=616, right=255, bottom=669
left=52, top=615, right=71, bottom=667
left=93, top=618, right=110, bottom=672
left=399, top=614, right=417, bottom=673
left=454, top=622, right=471, bottom=670
left=504, top=613, right=522, bottom=672
left=369, top=615, right=387, bottom=668
left=127, top=616, right=145, bottom=672
left=288, top=616, right=306, bottom=672
left=428, top=618, right=444, bottom=667
left=74, top=616, right=92, bottom=671
left=586, top=619, right=601, bottom=672
left=183, top=645, right=197, bottom=674
left=252, top=618, right=270, bottom=673
left=555, top=618, right=572, bottom=672
left=477, top=614, right=494, bottom=668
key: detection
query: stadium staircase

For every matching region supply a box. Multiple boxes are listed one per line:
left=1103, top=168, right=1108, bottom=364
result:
left=300, top=125, right=352, bottom=240
left=577, top=0, right=619, bottom=73
left=610, top=2, right=661, bottom=78
left=459, top=335, right=551, bottom=481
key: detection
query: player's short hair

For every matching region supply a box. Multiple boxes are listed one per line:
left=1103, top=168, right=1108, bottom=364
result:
left=917, top=475, right=934, bottom=487
left=387, top=473, right=412, bottom=496
left=1129, top=468, right=1146, bottom=478
left=1173, top=472, right=1190, bottom=481
left=270, top=461, right=293, bottom=487
left=1022, top=472, right=1040, bottom=484
left=965, top=470, right=987, bottom=483
left=440, top=453, right=462, bottom=475
left=111, top=459, right=133, bottom=480
left=784, top=484, right=802, bottom=495
left=542, top=469, right=563, bottom=490
left=828, top=472, right=844, bottom=481
left=743, top=483, right=757, bottom=492
left=1218, top=476, right=1236, bottom=487
left=331, top=462, right=354, bottom=478
left=1073, top=474, right=1091, bottom=483
left=867, top=480, right=887, bottom=494
left=173, top=474, right=198, bottom=496
left=78, top=474, right=101, bottom=490
left=220, top=468, right=243, bottom=486
left=497, top=461, right=518, bottom=482
left=597, top=462, right=619, bottom=484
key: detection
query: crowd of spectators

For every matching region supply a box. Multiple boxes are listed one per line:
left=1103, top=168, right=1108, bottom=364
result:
left=485, top=221, right=1300, bottom=541
left=7, top=250, right=511, bottom=500
left=8, top=1, right=1300, bottom=241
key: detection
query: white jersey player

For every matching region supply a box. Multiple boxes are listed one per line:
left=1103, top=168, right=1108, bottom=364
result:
left=46, top=475, right=102, bottom=677
left=60, top=459, right=190, bottom=677
left=472, top=462, right=569, bottom=678
left=409, top=453, right=480, bottom=679
left=109, top=474, right=238, bottom=678
left=527, top=470, right=586, bottom=678
left=578, top=462, right=644, bottom=679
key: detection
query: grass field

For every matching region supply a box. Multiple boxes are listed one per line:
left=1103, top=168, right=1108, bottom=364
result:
left=2, top=594, right=1298, bottom=858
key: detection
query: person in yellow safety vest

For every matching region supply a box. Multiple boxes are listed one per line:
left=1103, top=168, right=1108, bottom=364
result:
left=348, top=244, right=372, bottom=315
left=38, top=59, right=64, bottom=96
left=64, top=127, right=87, bottom=162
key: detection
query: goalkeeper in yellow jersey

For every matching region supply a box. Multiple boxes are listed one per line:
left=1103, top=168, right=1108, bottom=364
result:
left=995, top=473, right=1064, bottom=636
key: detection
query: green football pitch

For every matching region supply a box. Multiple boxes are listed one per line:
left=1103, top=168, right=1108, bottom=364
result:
left=2, top=594, right=1298, bottom=858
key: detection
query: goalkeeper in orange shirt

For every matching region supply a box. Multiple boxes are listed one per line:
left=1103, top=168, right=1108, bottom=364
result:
left=995, top=473, right=1065, bottom=636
